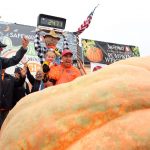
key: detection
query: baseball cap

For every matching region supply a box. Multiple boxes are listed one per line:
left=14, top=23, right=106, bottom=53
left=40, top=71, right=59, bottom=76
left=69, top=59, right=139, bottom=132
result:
left=62, top=49, right=73, bottom=56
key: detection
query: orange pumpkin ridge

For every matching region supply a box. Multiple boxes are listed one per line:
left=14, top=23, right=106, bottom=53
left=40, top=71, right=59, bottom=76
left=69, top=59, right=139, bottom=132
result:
left=67, top=109, right=150, bottom=150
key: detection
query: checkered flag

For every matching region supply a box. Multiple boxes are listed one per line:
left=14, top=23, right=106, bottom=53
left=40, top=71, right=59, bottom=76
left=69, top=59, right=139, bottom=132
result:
left=74, top=4, right=99, bottom=35
left=62, top=32, right=69, bottom=50
left=63, top=36, right=69, bottom=50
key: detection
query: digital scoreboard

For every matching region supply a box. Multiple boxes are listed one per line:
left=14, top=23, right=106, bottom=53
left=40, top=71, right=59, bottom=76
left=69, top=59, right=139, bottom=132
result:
left=37, top=14, right=66, bottom=30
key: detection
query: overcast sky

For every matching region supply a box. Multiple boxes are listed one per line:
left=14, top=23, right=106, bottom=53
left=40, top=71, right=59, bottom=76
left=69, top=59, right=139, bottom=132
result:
left=0, top=0, right=150, bottom=56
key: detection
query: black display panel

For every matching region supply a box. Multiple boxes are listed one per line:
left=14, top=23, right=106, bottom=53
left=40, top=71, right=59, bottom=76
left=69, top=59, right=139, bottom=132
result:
left=37, top=14, right=66, bottom=29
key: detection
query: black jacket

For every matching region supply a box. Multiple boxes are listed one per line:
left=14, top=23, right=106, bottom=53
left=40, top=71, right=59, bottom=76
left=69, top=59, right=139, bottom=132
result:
left=26, top=67, right=43, bottom=93
left=0, top=47, right=27, bottom=103
left=13, top=80, right=30, bottom=106
left=0, top=73, right=26, bottom=109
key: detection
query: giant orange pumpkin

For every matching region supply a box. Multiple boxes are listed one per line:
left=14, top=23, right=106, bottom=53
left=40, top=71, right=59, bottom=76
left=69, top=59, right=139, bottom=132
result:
left=0, top=56, right=150, bottom=150
left=67, top=109, right=150, bottom=150
left=86, top=47, right=103, bottom=62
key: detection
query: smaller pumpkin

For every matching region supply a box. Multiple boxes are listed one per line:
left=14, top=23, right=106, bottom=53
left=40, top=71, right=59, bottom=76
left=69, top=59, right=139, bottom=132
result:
left=86, top=47, right=103, bottom=62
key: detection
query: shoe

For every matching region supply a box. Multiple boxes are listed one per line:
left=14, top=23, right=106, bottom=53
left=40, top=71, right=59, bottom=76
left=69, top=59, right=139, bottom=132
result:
left=0, top=41, right=7, bottom=48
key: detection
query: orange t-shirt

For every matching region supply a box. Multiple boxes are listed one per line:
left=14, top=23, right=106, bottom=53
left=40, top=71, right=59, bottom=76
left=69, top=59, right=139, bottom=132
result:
left=48, top=64, right=81, bottom=85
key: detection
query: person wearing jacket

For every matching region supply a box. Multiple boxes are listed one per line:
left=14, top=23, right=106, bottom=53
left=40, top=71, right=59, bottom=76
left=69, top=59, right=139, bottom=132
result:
left=0, top=37, right=29, bottom=128
left=0, top=69, right=27, bottom=128
left=48, top=49, right=81, bottom=85
left=13, top=66, right=30, bottom=106
left=26, top=65, right=44, bottom=93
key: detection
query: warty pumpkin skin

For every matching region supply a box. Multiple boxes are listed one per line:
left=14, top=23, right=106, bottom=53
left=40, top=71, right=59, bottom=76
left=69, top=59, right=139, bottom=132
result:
left=67, top=109, right=150, bottom=150
left=0, top=56, right=150, bottom=150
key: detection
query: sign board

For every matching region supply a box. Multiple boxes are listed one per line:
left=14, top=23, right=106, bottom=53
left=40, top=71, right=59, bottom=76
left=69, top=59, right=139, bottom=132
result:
left=81, top=39, right=140, bottom=64
left=0, top=21, right=40, bottom=75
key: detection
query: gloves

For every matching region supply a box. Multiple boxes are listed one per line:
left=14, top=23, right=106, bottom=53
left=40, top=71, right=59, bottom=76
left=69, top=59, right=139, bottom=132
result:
left=49, top=78, right=57, bottom=85
left=42, top=64, right=50, bottom=73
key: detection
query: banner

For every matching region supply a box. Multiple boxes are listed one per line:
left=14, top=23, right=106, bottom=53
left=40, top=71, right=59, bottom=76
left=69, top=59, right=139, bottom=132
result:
left=81, top=39, right=140, bottom=64
left=0, top=21, right=40, bottom=74
left=0, top=21, right=78, bottom=74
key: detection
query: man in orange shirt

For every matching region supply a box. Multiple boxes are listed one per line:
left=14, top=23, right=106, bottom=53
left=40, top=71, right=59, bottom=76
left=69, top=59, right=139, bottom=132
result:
left=48, top=49, right=81, bottom=85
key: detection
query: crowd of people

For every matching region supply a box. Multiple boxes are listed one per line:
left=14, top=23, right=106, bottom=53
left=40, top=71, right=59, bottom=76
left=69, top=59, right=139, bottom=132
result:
left=0, top=30, right=81, bottom=128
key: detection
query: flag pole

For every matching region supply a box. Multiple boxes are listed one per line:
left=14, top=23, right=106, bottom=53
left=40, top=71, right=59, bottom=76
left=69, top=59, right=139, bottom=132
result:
left=74, top=4, right=99, bottom=35
left=76, top=34, right=87, bottom=75
left=93, top=4, right=99, bottom=12
left=74, top=4, right=99, bottom=75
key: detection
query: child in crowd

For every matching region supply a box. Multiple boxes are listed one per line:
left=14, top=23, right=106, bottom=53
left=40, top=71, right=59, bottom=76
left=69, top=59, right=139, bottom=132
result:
left=42, top=50, right=57, bottom=73
left=42, top=50, right=58, bottom=87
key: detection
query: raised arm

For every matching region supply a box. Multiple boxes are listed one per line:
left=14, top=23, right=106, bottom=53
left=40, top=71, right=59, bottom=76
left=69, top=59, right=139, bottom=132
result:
left=1, top=36, right=29, bottom=69
left=26, top=66, right=35, bottom=86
